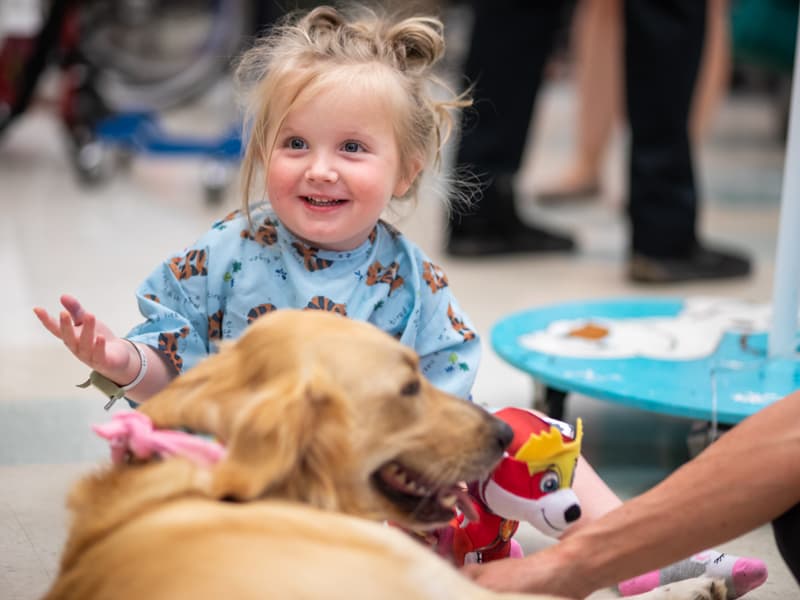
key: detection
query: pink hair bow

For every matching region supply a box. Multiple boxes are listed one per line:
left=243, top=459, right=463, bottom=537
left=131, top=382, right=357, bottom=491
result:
left=93, top=411, right=225, bottom=466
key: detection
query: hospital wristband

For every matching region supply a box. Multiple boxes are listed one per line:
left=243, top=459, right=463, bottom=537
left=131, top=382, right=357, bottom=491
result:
left=121, top=339, right=148, bottom=391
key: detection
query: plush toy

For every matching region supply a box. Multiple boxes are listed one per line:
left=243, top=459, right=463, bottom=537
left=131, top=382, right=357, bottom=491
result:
left=446, top=407, right=584, bottom=565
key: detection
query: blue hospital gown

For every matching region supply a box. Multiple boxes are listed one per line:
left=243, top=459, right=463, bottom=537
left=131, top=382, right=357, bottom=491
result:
left=126, top=206, right=480, bottom=399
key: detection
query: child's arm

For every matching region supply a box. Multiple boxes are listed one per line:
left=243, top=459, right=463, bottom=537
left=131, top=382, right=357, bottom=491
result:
left=33, top=294, right=176, bottom=402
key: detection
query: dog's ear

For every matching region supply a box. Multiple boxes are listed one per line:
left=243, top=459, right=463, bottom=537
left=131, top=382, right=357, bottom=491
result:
left=210, top=368, right=352, bottom=509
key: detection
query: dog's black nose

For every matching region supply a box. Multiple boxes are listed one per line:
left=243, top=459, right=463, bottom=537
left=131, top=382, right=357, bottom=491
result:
left=493, top=419, right=514, bottom=451
left=564, top=504, right=582, bottom=523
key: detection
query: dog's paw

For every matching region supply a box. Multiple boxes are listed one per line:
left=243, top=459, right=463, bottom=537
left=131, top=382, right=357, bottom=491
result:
left=630, top=576, right=726, bottom=600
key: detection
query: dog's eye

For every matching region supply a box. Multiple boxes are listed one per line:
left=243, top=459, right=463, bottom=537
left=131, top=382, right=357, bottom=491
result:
left=400, top=380, right=420, bottom=396
left=540, top=471, right=560, bottom=494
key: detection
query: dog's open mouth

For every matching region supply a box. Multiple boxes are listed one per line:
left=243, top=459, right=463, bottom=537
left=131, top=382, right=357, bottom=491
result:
left=370, top=461, right=478, bottom=525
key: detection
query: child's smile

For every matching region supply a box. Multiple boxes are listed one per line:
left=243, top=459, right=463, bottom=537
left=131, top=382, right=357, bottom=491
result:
left=301, top=195, right=348, bottom=209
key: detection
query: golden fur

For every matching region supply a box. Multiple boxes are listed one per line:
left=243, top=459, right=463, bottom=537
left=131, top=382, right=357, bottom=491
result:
left=44, top=310, right=540, bottom=599
left=44, top=310, right=725, bottom=600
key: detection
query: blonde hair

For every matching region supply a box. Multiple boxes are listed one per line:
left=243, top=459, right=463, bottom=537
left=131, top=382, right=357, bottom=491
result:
left=235, top=4, right=471, bottom=219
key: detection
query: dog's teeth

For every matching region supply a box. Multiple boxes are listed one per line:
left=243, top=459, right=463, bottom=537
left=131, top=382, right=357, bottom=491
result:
left=439, top=494, right=456, bottom=508
left=380, top=463, right=431, bottom=496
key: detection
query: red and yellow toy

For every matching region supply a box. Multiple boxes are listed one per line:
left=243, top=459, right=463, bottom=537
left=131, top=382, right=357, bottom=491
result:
left=447, top=407, right=584, bottom=565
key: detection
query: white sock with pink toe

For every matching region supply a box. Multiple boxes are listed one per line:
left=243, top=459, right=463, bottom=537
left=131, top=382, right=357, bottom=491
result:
left=618, top=550, right=768, bottom=599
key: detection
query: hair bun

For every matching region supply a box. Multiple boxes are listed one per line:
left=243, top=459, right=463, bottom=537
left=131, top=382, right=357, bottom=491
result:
left=300, top=6, right=344, bottom=37
left=387, top=17, right=444, bottom=72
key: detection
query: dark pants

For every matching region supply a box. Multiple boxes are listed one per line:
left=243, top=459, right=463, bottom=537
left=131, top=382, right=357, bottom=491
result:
left=451, top=0, right=706, bottom=257
left=774, top=502, right=800, bottom=584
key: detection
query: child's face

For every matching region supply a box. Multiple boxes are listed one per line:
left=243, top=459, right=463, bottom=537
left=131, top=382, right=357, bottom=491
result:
left=266, top=86, right=416, bottom=251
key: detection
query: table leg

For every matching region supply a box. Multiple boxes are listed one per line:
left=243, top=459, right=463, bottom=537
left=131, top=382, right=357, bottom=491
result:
left=533, top=379, right=568, bottom=420
left=686, top=420, right=735, bottom=458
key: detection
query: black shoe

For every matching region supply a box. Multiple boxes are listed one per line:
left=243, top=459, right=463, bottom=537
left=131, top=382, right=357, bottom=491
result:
left=628, top=243, right=751, bottom=284
left=446, top=224, right=576, bottom=257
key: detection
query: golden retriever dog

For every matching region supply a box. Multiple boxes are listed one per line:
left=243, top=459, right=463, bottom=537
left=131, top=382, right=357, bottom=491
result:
left=44, top=310, right=725, bottom=600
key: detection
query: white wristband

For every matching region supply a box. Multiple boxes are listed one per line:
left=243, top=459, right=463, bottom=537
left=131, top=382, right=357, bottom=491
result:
left=121, top=339, right=148, bottom=391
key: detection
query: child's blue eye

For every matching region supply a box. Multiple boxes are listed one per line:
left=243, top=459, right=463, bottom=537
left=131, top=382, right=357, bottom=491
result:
left=342, top=141, right=362, bottom=153
left=289, top=137, right=307, bottom=150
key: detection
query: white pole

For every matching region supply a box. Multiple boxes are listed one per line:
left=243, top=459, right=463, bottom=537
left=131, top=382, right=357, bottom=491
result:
left=768, top=11, right=800, bottom=358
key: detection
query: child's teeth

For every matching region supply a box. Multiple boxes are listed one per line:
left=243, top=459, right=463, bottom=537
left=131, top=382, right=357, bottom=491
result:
left=306, top=196, right=340, bottom=205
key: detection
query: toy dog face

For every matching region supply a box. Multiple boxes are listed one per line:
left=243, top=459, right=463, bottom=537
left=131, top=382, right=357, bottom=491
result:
left=478, top=408, right=583, bottom=538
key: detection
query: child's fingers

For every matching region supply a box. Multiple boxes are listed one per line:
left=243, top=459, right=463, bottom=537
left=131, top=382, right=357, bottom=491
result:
left=60, top=294, right=86, bottom=326
left=32, top=307, right=62, bottom=339
left=78, top=313, right=96, bottom=356
left=59, top=310, right=80, bottom=352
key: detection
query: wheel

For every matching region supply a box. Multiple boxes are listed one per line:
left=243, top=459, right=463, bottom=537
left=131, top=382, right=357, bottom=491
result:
left=65, top=119, right=114, bottom=185
left=75, top=140, right=110, bottom=183
left=201, top=159, right=233, bottom=204
left=532, top=379, right=568, bottom=421
left=78, top=0, right=251, bottom=111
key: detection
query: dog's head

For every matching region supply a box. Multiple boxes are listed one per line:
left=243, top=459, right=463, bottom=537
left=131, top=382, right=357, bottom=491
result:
left=138, top=310, right=512, bottom=529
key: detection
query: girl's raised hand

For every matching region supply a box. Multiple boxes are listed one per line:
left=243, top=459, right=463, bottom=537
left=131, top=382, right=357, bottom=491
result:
left=33, top=294, right=135, bottom=383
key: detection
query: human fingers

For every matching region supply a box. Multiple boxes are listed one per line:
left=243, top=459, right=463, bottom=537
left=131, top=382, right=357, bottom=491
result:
left=77, top=313, right=97, bottom=358
left=465, top=556, right=580, bottom=598
left=59, top=310, right=80, bottom=353
left=460, top=561, right=519, bottom=593
left=460, top=563, right=482, bottom=581
left=32, top=307, right=63, bottom=339
left=60, top=294, right=86, bottom=326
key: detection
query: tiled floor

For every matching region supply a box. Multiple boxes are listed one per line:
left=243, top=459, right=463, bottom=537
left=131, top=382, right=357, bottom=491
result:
left=1, top=65, right=798, bottom=598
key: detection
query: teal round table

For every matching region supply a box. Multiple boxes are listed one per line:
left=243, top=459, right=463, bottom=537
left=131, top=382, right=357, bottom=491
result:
left=491, top=297, right=800, bottom=424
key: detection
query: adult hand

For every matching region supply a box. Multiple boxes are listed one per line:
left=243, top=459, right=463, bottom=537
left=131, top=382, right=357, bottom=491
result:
left=33, top=294, right=136, bottom=384
left=460, top=549, right=587, bottom=600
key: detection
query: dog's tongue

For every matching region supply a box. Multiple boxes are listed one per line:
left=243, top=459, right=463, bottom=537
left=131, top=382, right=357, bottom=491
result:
left=439, top=486, right=478, bottom=522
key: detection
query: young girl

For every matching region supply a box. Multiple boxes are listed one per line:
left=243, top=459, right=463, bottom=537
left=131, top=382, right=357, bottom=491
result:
left=35, top=5, right=478, bottom=403
left=34, top=6, right=766, bottom=597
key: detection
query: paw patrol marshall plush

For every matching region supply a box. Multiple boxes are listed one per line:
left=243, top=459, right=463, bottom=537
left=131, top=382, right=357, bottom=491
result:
left=448, top=407, right=584, bottom=565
